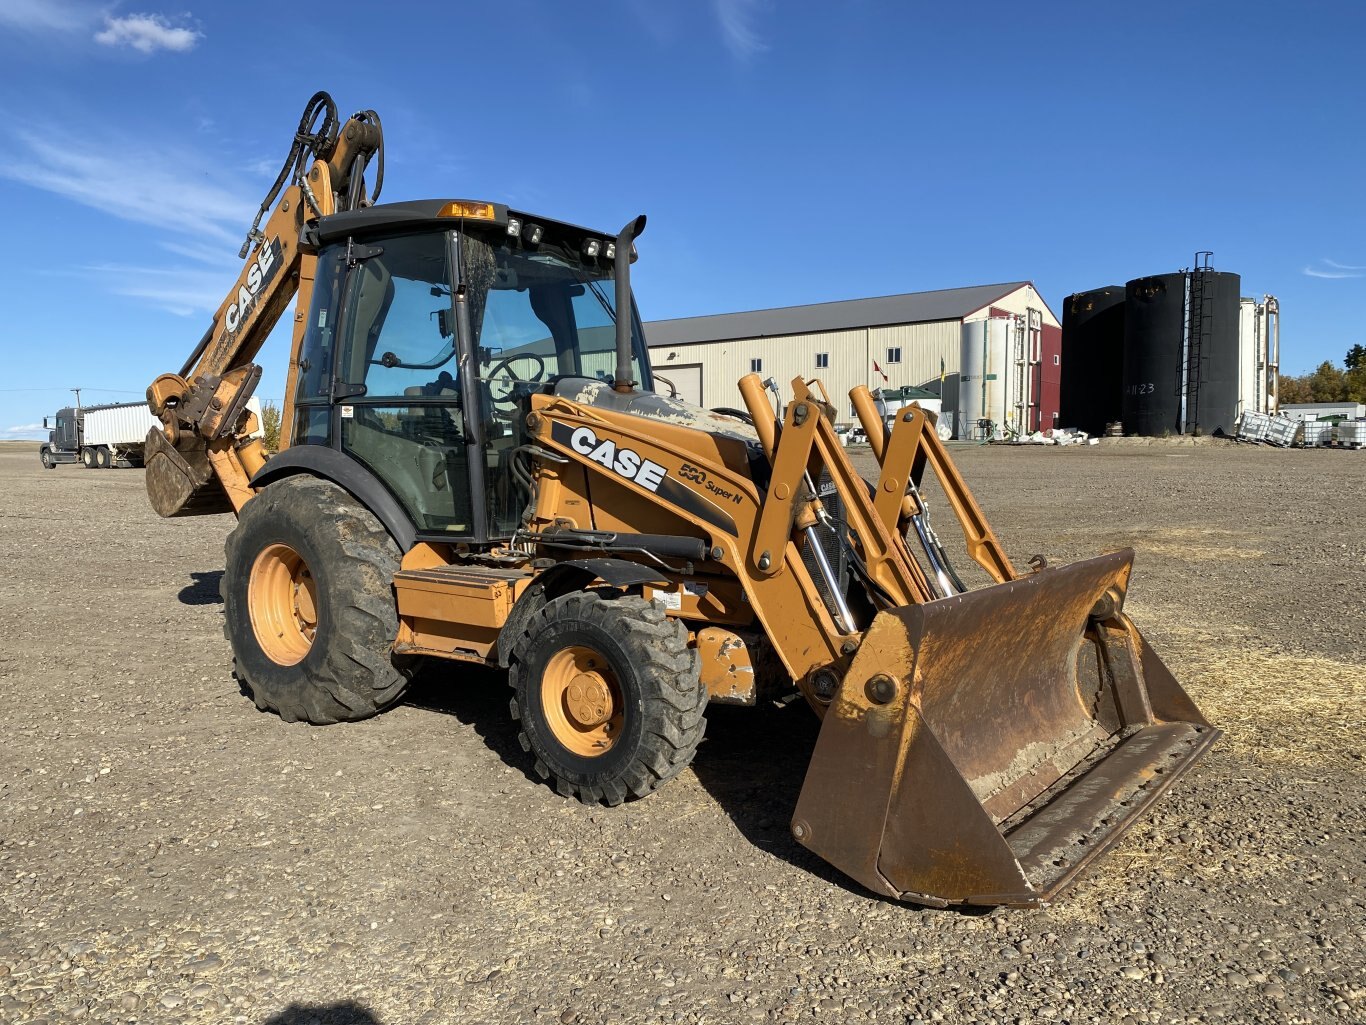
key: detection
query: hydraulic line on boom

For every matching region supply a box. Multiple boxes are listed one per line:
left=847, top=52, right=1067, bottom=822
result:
left=143, top=93, right=384, bottom=519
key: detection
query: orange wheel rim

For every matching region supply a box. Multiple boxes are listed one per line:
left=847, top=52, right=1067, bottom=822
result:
left=248, top=542, right=318, bottom=666
left=541, top=644, right=623, bottom=757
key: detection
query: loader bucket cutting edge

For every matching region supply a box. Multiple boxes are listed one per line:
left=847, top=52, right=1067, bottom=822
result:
left=791, top=550, right=1220, bottom=908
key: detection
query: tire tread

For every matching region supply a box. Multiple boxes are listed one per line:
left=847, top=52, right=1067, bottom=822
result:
left=222, top=476, right=413, bottom=725
left=508, top=590, right=706, bottom=806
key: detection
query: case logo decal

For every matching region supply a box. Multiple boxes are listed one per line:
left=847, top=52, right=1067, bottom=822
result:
left=224, top=237, right=283, bottom=334
left=569, top=426, right=667, bottom=492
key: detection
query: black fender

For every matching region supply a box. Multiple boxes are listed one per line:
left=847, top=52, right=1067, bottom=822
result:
left=495, top=558, right=672, bottom=668
left=250, top=446, right=418, bottom=553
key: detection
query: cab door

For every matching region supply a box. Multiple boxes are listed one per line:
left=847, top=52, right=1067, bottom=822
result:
left=327, top=231, right=477, bottom=536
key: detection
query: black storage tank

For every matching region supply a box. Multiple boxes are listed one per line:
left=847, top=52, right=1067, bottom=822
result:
left=1187, top=270, right=1241, bottom=435
left=1123, top=274, right=1185, bottom=436
left=1060, top=286, right=1125, bottom=435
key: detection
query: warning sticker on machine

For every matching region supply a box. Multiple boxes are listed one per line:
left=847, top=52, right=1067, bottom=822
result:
left=655, top=582, right=709, bottom=612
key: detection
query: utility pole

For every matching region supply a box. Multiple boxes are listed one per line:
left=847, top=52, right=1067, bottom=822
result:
left=71, top=387, right=82, bottom=412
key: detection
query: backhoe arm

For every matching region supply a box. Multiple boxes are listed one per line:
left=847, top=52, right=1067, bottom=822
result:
left=144, top=94, right=382, bottom=518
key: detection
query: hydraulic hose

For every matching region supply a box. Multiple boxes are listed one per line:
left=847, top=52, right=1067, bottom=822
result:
left=239, top=91, right=340, bottom=258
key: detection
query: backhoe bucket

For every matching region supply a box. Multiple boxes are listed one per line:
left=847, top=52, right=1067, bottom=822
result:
left=792, top=549, right=1219, bottom=907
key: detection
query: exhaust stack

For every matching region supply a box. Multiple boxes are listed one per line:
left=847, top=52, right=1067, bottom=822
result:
left=612, top=215, right=647, bottom=393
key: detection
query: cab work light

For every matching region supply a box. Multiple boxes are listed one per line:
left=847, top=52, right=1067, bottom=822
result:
left=438, top=201, right=497, bottom=219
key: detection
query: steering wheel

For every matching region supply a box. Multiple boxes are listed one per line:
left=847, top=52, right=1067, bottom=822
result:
left=484, top=353, right=547, bottom=409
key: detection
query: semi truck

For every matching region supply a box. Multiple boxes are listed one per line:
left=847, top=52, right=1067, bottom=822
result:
left=39, top=402, right=161, bottom=469
left=41, top=399, right=262, bottom=469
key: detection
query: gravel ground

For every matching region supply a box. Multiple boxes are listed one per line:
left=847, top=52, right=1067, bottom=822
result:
left=0, top=440, right=1362, bottom=1025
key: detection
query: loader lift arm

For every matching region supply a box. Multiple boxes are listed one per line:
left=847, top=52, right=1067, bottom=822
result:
left=144, top=92, right=383, bottom=517
left=730, top=376, right=1220, bottom=906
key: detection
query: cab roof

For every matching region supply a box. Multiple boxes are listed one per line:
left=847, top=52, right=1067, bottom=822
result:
left=314, top=199, right=611, bottom=249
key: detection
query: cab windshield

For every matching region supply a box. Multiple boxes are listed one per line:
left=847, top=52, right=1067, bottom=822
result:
left=458, top=225, right=651, bottom=400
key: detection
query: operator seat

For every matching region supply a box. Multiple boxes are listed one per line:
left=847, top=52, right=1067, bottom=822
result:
left=403, top=371, right=463, bottom=445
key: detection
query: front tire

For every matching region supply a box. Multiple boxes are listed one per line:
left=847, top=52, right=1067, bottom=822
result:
left=40, top=449, right=54, bottom=470
left=222, top=475, right=413, bottom=724
left=508, top=591, right=706, bottom=804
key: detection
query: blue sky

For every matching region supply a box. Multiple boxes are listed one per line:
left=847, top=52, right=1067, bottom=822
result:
left=2, top=0, right=1363, bottom=439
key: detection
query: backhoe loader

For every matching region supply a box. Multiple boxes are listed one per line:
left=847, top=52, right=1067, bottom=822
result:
left=144, top=92, right=1219, bottom=907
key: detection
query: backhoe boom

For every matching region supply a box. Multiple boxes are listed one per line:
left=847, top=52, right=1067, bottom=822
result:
left=145, top=96, right=381, bottom=516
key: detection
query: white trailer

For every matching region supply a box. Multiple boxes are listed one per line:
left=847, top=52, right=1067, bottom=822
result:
left=40, top=397, right=264, bottom=470
left=40, top=400, right=157, bottom=470
left=82, top=403, right=162, bottom=467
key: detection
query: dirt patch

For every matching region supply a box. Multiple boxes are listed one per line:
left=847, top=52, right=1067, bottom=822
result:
left=1, top=444, right=1363, bottom=1025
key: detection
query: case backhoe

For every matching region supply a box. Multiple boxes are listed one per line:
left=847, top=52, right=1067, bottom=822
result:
left=145, top=92, right=1219, bottom=907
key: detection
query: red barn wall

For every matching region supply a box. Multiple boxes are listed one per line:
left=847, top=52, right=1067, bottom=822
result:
left=1039, top=323, right=1062, bottom=429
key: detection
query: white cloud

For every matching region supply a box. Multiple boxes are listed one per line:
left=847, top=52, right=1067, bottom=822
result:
left=82, top=261, right=237, bottom=316
left=0, top=4, right=204, bottom=57
left=1, top=127, right=254, bottom=241
left=244, top=156, right=283, bottom=178
left=1303, top=260, right=1365, bottom=280
left=2, top=423, right=47, bottom=440
left=159, top=238, right=242, bottom=265
left=714, top=0, right=768, bottom=60
left=2, top=123, right=259, bottom=316
left=0, top=0, right=97, bottom=33
left=95, top=13, right=201, bottom=54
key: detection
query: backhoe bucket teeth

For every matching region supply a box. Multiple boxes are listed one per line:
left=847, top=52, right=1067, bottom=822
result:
left=791, top=549, right=1219, bottom=907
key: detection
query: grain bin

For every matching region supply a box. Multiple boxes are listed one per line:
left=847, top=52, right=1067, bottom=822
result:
left=1123, top=274, right=1185, bottom=436
left=1238, top=295, right=1280, bottom=416
left=1186, top=270, right=1241, bottom=435
left=959, top=317, right=1028, bottom=438
left=1060, top=286, right=1125, bottom=435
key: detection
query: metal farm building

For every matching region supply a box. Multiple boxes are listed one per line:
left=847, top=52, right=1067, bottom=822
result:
left=644, top=282, right=1062, bottom=432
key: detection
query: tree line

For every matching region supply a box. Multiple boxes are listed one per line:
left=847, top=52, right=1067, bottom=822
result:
left=1278, top=345, right=1366, bottom=405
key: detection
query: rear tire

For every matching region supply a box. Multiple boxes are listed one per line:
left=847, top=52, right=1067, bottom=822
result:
left=95, top=446, right=111, bottom=469
left=40, top=449, right=54, bottom=470
left=81, top=448, right=95, bottom=469
left=508, top=591, right=706, bottom=804
left=222, top=475, right=414, bottom=724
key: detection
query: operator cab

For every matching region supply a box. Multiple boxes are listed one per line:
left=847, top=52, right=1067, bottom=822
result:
left=294, top=199, right=654, bottom=543
left=45, top=408, right=80, bottom=453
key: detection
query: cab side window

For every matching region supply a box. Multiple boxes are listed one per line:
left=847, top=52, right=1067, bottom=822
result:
left=337, top=235, right=457, bottom=397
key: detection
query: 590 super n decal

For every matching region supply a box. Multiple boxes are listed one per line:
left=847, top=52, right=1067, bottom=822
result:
left=549, top=421, right=737, bottom=535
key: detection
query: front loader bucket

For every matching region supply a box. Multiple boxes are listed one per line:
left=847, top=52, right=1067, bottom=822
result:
left=792, top=549, right=1219, bottom=907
